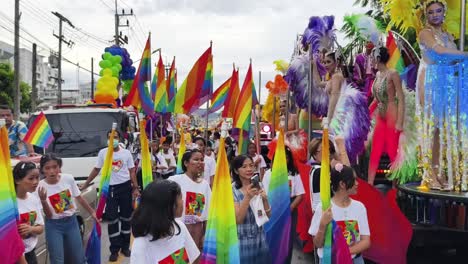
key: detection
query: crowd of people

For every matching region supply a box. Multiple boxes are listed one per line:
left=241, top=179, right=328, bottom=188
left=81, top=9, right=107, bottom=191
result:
left=4, top=1, right=468, bottom=263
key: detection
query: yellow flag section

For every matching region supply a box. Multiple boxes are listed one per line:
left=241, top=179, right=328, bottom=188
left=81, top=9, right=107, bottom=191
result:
left=139, top=120, right=153, bottom=188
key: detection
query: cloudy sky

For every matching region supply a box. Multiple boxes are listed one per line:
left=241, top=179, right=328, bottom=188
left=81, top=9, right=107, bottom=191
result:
left=1, top=0, right=367, bottom=104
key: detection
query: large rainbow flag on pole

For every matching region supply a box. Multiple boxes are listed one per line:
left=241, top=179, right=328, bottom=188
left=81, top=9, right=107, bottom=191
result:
left=386, top=31, right=405, bottom=74
left=139, top=120, right=153, bottom=188
left=201, top=137, right=240, bottom=264
left=170, top=45, right=212, bottom=114
left=167, top=57, right=177, bottom=106
left=320, top=120, right=333, bottom=264
left=209, top=77, right=231, bottom=114
left=23, top=111, right=54, bottom=148
left=153, top=54, right=169, bottom=113
left=0, top=119, right=25, bottom=263
left=264, top=129, right=291, bottom=264
left=86, top=123, right=116, bottom=263
left=222, top=68, right=240, bottom=118
left=123, top=35, right=154, bottom=116
left=233, top=62, right=257, bottom=154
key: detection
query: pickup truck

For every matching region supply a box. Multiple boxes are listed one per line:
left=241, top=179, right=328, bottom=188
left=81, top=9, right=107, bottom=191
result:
left=27, top=105, right=138, bottom=263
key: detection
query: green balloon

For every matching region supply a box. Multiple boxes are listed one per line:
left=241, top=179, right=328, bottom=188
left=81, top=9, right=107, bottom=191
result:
left=111, top=67, right=119, bottom=77
left=112, top=55, right=122, bottom=64
left=99, top=60, right=112, bottom=69
left=99, top=69, right=104, bottom=76
left=103, top=52, right=112, bottom=60
left=115, top=64, right=122, bottom=71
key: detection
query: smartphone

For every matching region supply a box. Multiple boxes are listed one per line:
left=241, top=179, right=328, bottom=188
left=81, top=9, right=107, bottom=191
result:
left=250, top=173, right=260, bottom=188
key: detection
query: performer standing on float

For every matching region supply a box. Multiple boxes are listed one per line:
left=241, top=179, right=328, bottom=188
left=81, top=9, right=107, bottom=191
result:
left=353, top=41, right=377, bottom=98
left=416, top=0, right=468, bottom=190
left=367, top=47, right=405, bottom=185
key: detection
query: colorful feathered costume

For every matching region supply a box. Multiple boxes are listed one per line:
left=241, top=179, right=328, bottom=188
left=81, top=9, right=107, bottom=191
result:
left=382, top=0, right=468, bottom=189
left=286, top=15, right=370, bottom=164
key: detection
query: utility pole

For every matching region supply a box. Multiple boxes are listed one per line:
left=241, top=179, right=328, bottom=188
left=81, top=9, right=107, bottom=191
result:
left=91, top=57, right=94, bottom=99
left=13, top=0, right=20, bottom=118
left=114, top=0, right=132, bottom=46
left=52, top=11, right=75, bottom=105
left=31, top=43, right=37, bottom=112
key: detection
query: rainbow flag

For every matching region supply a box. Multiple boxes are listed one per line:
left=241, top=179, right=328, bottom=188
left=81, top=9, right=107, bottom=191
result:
left=86, top=125, right=116, bottom=263
left=233, top=63, right=256, bottom=154
left=176, top=131, right=186, bottom=174
left=188, top=53, right=213, bottom=113
left=153, top=54, right=169, bottom=113
left=221, top=69, right=240, bottom=118
left=171, top=46, right=212, bottom=114
left=23, top=111, right=54, bottom=148
left=209, top=77, right=231, bottom=113
left=386, top=31, right=405, bottom=74
left=0, top=122, right=25, bottom=263
left=201, top=138, right=240, bottom=264
left=167, top=57, right=177, bottom=105
left=124, top=36, right=154, bottom=116
left=139, top=120, right=153, bottom=188
left=264, top=130, right=291, bottom=264
left=320, top=124, right=333, bottom=264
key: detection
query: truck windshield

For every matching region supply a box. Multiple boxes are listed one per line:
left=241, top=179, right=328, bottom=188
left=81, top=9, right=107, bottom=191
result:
left=29, top=112, right=125, bottom=158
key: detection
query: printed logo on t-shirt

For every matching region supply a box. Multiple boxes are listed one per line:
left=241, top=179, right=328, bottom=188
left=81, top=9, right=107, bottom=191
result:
left=288, top=179, right=293, bottom=194
left=19, top=211, right=37, bottom=225
left=112, top=159, right=124, bottom=172
left=185, top=191, right=205, bottom=217
left=336, top=220, right=360, bottom=246
left=49, top=189, right=74, bottom=214
left=159, top=247, right=189, bottom=264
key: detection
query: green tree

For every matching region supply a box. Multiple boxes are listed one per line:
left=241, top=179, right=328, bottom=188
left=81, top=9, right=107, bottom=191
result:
left=0, top=62, right=32, bottom=113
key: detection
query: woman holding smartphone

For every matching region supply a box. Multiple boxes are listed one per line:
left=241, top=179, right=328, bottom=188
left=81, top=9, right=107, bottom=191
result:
left=231, top=155, right=271, bottom=263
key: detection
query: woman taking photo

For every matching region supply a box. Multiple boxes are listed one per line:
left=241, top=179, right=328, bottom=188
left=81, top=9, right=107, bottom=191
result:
left=231, top=155, right=271, bottom=263
left=131, top=180, right=199, bottom=263
left=169, top=150, right=211, bottom=255
left=14, top=162, right=44, bottom=264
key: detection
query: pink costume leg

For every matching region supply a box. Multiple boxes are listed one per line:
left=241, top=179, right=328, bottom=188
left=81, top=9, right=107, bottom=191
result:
left=368, top=115, right=387, bottom=184
left=384, top=106, right=400, bottom=162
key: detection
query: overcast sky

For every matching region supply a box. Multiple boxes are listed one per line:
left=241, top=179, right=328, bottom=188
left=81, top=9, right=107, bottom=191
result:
left=1, top=0, right=367, bottom=104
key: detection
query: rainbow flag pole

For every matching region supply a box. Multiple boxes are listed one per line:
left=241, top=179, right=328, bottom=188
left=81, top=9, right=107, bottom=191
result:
left=85, top=122, right=117, bottom=264
left=139, top=120, right=153, bottom=189
left=264, top=129, right=291, bottom=264
left=0, top=119, right=25, bottom=263
left=23, top=112, right=54, bottom=149
left=320, top=118, right=332, bottom=264
left=200, top=136, right=240, bottom=264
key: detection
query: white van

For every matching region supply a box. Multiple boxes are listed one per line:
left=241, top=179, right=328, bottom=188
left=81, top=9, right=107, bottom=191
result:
left=28, top=105, right=138, bottom=263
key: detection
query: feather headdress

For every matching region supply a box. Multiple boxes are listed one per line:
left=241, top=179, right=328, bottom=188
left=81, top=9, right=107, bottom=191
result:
left=343, top=14, right=384, bottom=45
left=381, top=0, right=466, bottom=39
left=302, top=16, right=336, bottom=54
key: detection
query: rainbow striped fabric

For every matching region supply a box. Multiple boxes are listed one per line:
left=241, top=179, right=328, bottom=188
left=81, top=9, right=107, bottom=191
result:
left=153, top=54, right=169, bottom=113
left=386, top=31, right=405, bottom=74
left=176, top=131, right=186, bottom=174
left=167, top=57, right=177, bottom=107
left=320, top=126, right=333, bottom=264
left=233, top=63, right=257, bottom=154
left=209, top=77, right=231, bottom=113
left=171, top=46, right=212, bottom=114
left=0, top=122, right=25, bottom=262
left=86, top=127, right=117, bottom=263
left=23, top=111, right=54, bottom=148
left=264, top=130, right=291, bottom=264
left=221, top=69, right=240, bottom=118
left=201, top=138, right=240, bottom=264
left=139, top=120, right=153, bottom=188
left=124, top=36, right=154, bottom=116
